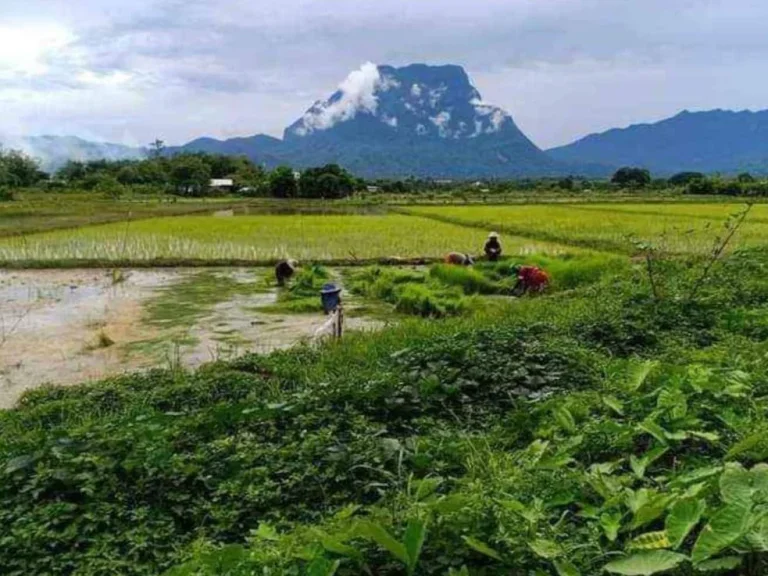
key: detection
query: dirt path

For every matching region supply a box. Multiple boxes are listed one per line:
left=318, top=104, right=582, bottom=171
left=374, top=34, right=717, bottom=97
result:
left=0, top=269, right=381, bottom=408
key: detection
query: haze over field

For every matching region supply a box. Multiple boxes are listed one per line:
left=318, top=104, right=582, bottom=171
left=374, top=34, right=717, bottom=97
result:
left=3, top=0, right=768, bottom=150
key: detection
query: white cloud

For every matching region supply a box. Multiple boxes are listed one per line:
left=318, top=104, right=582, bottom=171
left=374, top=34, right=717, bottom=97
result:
left=295, top=61, right=383, bottom=134
left=0, top=24, right=75, bottom=78
left=429, top=111, right=451, bottom=137
left=411, top=83, right=422, bottom=97
left=429, top=85, right=447, bottom=108
left=381, top=115, right=398, bottom=127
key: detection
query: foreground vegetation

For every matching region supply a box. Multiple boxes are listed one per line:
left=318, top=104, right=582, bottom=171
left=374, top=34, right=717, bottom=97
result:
left=3, top=244, right=768, bottom=574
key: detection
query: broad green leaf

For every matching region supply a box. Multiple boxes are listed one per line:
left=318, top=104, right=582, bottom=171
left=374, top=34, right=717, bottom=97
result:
left=719, top=463, right=753, bottom=508
left=604, top=551, right=687, bottom=575
left=600, top=511, right=623, bottom=542
left=691, top=504, right=751, bottom=564
left=553, top=406, right=577, bottom=434
left=665, top=430, right=689, bottom=441
left=448, top=567, right=470, bottom=576
left=318, top=534, right=362, bottom=561
left=3, top=454, right=34, bottom=474
left=630, top=495, right=675, bottom=531
left=657, top=388, right=687, bottom=420
left=525, top=439, right=550, bottom=467
left=750, top=463, right=768, bottom=501
left=625, top=488, right=652, bottom=514
left=625, top=360, right=658, bottom=392
left=307, top=557, right=341, bottom=576
left=538, top=453, right=575, bottom=470
left=529, top=538, right=562, bottom=559
left=694, top=556, right=742, bottom=572
left=603, top=395, right=625, bottom=416
left=745, top=514, right=768, bottom=551
left=630, top=447, right=669, bottom=479
left=629, top=531, right=670, bottom=550
left=669, top=466, right=722, bottom=489
left=688, top=431, right=720, bottom=443
left=404, top=519, right=427, bottom=572
left=462, top=536, right=503, bottom=561
left=638, top=420, right=669, bottom=446
left=666, top=498, right=706, bottom=549
left=253, top=523, right=279, bottom=541
left=415, top=477, right=442, bottom=500
left=554, top=558, right=581, bottom=576
left=356, top=522, right=409, bottom=566
left=498, top=498, right=526, bottom=514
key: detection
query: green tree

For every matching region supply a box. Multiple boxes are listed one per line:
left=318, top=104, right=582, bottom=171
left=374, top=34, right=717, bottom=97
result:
left=268, top=166, right=298, bottom=198
left=299, top=164, right=355, bottom=199
left=149, top=139, right=165, bottom=159
left=170, top=155, right=211, bottom=196
left=56, top=161, right=88, bottom=183
left=0, top=148, right=42, bottom=187
left=668, top=171, right=704, bottom=186
left=611, top=167, right=651, bottom=188
left=737, top=172, right=755, bottom=183
left=116, top=165, right=141, bottom=185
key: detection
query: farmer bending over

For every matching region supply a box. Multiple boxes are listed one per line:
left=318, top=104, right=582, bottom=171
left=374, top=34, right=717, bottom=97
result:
left=275, top=259, right=299, bottom=286
left=444, top=252, right=474, bottom=266
left=484, top=232, right=502, bottom=261
left=511, top=264, right=550, bottom=295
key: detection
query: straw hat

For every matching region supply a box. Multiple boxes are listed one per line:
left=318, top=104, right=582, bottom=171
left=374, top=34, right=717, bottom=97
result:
left=320, top=283, right=342, bottom=295
left=488, top=231, right=500, bottom=239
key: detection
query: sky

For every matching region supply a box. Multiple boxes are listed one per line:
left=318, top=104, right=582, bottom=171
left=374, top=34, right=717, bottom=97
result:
left=2, top=0, right=768, bottom=149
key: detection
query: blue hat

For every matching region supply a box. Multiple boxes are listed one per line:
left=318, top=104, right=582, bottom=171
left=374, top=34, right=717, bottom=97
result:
left=321, top=283, right=342, bottom=295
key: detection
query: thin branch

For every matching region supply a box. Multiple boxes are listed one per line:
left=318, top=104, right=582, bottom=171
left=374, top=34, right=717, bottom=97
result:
left=688, top=203, right=753, bottom=302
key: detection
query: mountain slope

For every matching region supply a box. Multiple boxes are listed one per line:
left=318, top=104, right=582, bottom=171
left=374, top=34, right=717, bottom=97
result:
left=181, top=63, right=564, bottom=178
left=547, top=109, right=768, bottom=175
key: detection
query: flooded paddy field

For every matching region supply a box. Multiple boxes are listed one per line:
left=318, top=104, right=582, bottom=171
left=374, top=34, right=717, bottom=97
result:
left=0, top=267, right=381, bottom=407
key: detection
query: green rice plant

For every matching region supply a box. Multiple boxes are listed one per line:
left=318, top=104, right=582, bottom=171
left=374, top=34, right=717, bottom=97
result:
left=0, top=213, right=574, bottom=264
left=428, top=263, right=508, bottom=294
left=407, top=203, right=768, bottom=255
left=394, top=283, right=471, bottom=318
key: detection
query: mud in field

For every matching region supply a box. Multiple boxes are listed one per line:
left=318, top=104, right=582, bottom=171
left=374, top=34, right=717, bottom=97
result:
left=0, top=268, right=382, bottom=408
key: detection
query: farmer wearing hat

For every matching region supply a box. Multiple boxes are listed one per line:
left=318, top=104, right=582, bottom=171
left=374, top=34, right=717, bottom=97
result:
left=444, top=252, right=475, bottom=266
left=510, top=264, right=550, bottom=295
left=320, top=283, right=343, bottom=338
left=275, top=259, right=299, bottom=286
left=484, top=232, right=502, bottom=261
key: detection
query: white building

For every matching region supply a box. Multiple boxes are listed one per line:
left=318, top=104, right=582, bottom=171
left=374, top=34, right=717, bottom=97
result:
left=209, top=178, right=234, bottom=191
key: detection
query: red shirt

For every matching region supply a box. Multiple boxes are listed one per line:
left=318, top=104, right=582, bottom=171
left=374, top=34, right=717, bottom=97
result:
left=518, top=266, right=550, bottom=291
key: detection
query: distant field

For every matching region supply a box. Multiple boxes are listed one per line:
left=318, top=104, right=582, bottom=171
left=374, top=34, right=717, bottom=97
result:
left=0, top=213, right=575, bottom=264
left=0, top=193, right=241, bottom=238
left=406, top=203, right=767, bottom=253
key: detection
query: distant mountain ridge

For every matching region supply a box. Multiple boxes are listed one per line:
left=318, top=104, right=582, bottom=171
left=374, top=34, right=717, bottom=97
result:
left=547, top=109, right=768, bottom=175
left=176, top=63, right=564, bottom=178
left=11, top=65, right=768, bottom=178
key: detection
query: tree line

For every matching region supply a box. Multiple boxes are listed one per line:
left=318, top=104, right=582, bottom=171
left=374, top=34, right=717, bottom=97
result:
left=3, top=146, right=768, bottom=199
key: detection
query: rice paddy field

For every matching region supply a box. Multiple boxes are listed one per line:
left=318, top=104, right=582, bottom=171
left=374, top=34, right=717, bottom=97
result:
left=0, top=212, right=574, bottom=265
left=405, top=202, right=768, bottom=254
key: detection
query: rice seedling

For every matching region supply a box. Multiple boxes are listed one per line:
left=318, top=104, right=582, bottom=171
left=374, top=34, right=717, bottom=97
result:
left=406, top=203, right=768, bottom=254
left=0, top=213, right=574, bottom=264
